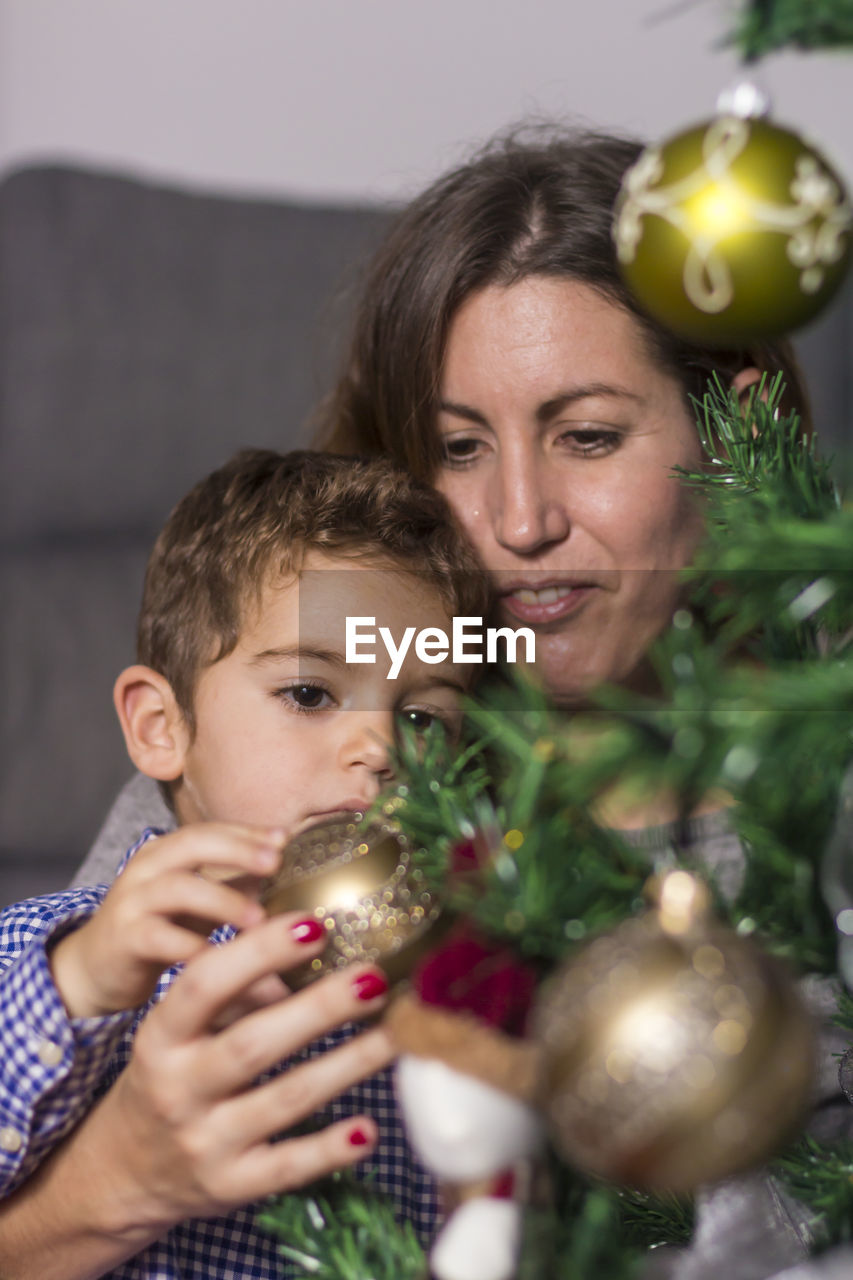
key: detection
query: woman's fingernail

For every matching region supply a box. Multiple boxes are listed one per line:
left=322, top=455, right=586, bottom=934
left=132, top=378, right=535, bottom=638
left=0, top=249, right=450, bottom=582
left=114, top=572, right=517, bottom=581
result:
left=291, top=918, right=325, bottom=944
left=348, top=1126, right=371, bottom=1147
left=257, top=849, right=279, bottom=870
left=351, top=970, right=388, bottom=1002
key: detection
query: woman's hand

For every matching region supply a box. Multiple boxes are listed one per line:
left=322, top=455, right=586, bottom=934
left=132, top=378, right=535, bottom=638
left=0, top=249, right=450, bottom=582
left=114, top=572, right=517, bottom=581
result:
left=49, top=823, right=284, bottom=1018
left=103, top=909, right=391, bottom=1226
left=0, top=912, right=393, bottom=1280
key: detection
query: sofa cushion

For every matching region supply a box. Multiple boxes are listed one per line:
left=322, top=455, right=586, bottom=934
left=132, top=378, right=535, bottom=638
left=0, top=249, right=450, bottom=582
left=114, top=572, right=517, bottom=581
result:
left=0, top=164, right=391, bottom=899
left=0, top=164, right=391, bottom=540
left=1, top=541, right=146, bottom=867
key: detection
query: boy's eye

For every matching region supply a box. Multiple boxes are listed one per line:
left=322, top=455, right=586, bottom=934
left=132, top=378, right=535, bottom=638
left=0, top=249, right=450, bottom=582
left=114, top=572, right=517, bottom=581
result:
left=292, top=684, right=325, bottom=708
left=398, top=705, right=461, bottom=742
left=400, top=707, right=439, bottom=732
left=276, top=683, right=333, bottom=712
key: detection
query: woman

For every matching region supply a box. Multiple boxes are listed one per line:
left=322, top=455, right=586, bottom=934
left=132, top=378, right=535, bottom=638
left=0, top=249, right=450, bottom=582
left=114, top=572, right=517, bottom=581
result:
left=313, top=129, right=822, bottom=1279
left=2, top=126, right=815, bottom=1279
left=318, top=125, right=808, bottom=718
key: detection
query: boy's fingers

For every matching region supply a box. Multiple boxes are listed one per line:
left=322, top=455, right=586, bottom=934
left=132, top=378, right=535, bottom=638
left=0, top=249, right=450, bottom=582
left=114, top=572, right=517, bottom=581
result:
left=138, top=873, right=265, bottom=934
left=128, top=824, right=287, bottom=881
left=133, top=918, right=214, bottom=969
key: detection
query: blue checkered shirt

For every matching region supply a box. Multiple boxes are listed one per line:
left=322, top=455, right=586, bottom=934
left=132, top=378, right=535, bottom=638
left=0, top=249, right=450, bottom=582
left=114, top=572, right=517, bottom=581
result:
left=0, top=830, right=439, bottom=1277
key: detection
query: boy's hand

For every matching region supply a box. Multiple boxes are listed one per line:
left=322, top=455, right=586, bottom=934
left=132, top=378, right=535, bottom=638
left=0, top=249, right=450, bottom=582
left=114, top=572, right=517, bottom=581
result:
left=49, top=824, right=285, bottom=1018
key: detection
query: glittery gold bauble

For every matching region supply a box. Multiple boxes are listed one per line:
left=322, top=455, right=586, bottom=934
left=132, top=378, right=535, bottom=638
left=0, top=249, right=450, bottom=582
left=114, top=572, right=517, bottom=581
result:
left=260, top=811, right=443, bottom=987
left=613, top=113, right=852, bottom=344
left=533, top=871, right=816, bottom=1193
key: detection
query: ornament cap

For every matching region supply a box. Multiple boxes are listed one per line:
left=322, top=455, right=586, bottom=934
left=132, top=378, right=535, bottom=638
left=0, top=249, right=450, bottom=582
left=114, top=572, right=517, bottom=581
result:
left=715, top=79, right=771, bottom=120
left=646, top=869, right=710, bottom=935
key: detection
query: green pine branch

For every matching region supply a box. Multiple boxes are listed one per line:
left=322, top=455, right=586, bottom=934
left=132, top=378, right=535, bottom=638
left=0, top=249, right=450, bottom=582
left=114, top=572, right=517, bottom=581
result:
left=518, top=1184, right=638, bottom=1280
left=684, top=374, right=837, bottom=515
left=257, top=1174, right=428, bottom=1280
left=724, top=0, right=853, bottom=60
left=775, top=1137, right=853, bottom=1249
left=511, top=1151, right=693, bottom=1279
left=677, top=375, right=843, bottom=658
left=389, top=630, right=852, bottom=975
left=256, top=1161, right=695, bottom=1280
left=834, top=987, right=853, bottom=1032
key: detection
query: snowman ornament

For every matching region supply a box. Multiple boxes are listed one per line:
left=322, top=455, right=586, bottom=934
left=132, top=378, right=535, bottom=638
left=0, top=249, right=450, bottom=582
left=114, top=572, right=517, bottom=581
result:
left=386, top=926, right=545, bottom=1280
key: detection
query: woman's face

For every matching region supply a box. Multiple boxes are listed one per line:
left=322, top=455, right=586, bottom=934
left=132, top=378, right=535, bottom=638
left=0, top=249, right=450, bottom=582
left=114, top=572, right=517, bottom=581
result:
left=434, top=277, right=705, bottom=703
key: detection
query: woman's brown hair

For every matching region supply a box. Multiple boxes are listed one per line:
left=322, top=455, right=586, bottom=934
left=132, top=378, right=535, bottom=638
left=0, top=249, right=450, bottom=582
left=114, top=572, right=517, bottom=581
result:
left=315, top=125, right=811, bottom=476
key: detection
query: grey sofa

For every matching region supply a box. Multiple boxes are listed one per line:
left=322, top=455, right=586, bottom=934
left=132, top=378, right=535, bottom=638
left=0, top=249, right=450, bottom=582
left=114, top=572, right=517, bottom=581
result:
left=0, top=163, right=391, bottom=906
left=1, top=162, right=851, bottom=909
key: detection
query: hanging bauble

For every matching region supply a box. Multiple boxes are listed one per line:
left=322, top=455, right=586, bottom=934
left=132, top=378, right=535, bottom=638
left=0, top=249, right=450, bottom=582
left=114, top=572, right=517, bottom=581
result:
left=532, top=870, right=816, bottom=1193
left=612, top=108, right=852, bottom=345
left=260, top=810, right=444, bottom=987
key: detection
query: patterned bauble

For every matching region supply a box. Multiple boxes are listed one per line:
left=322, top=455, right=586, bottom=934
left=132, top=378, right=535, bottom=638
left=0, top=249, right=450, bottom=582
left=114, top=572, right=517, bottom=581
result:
left=613, top=112, right=852, bottom=344
left=533, top=871, right=816, bottom=1193
left=260, top=811, right=444, bottom=987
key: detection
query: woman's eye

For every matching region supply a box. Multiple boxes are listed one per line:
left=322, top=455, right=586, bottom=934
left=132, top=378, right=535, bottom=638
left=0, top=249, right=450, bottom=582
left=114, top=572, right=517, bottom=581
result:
left=557, top=425, right=621, bottom=456
left=438, top=435, right=484, bottom=467
left=276, top=683, right=333, bottom=713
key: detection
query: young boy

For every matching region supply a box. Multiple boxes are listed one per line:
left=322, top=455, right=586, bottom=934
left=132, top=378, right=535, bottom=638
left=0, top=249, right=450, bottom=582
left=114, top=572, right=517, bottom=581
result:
left=0, top=448, right=489, bottom=1279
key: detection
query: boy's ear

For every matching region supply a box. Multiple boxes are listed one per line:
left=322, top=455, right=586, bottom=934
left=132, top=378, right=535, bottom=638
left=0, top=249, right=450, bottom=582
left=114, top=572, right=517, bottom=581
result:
left=113, top=665, right=190, bottom=781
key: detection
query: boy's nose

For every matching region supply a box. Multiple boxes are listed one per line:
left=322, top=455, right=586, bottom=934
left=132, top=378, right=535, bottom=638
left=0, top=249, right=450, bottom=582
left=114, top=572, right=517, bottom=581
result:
left=338, top=712, right=396, bottom=789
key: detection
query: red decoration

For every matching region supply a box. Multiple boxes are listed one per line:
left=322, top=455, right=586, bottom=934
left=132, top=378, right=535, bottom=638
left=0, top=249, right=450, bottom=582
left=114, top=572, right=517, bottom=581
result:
left=449, top=831, right=494, bottom=875
left=412, top=924, right=538, bottom=1038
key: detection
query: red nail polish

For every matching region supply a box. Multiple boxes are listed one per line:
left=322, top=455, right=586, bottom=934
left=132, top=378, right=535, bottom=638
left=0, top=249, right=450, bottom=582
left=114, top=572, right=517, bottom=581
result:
left=291, top=918, right=324, bottom=944
left=352, top=970, right=389, bottom=1001
left=348, top=1127, right=370, bottom=1147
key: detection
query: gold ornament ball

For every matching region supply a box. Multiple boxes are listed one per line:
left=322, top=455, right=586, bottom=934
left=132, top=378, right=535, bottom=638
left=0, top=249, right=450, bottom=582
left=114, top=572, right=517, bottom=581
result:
left=532, top=872, right=816, bottom=1193
left=613, top=114, right=852, bottom=344
left=260, top=811, right=444, bottom=987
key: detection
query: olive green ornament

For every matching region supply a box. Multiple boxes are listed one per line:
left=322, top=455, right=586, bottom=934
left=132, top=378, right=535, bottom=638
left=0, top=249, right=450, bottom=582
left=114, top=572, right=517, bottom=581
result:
left=260, top=810, right=445, bottom=987
left=613, top=112, right=851, bottom=344
left=533, top=871, right=816, bottom=1193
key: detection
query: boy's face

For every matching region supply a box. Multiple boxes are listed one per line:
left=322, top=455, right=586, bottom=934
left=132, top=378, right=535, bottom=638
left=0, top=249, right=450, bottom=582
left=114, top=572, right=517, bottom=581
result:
left=172, top=551, right=468, bottom=833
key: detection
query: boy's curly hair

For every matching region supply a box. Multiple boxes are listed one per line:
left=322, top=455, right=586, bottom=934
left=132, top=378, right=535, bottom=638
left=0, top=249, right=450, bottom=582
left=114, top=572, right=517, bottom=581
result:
left=137, top=448, right=489, bottom=727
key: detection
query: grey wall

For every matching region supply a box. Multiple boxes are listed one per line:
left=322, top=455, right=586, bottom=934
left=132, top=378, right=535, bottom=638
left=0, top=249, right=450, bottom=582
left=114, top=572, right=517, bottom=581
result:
left=2, top=0, right=850, bottom=451
left=1, top=0, right=851, bottom=203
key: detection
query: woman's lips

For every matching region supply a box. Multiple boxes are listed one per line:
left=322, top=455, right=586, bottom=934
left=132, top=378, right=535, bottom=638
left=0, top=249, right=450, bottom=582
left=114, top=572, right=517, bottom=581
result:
left=499, top=582, right=596, bottom=625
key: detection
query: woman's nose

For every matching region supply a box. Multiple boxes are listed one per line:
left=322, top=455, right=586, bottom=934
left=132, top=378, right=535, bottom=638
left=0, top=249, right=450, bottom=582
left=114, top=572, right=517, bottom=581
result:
left=492, top=452, right=571, bottom=555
